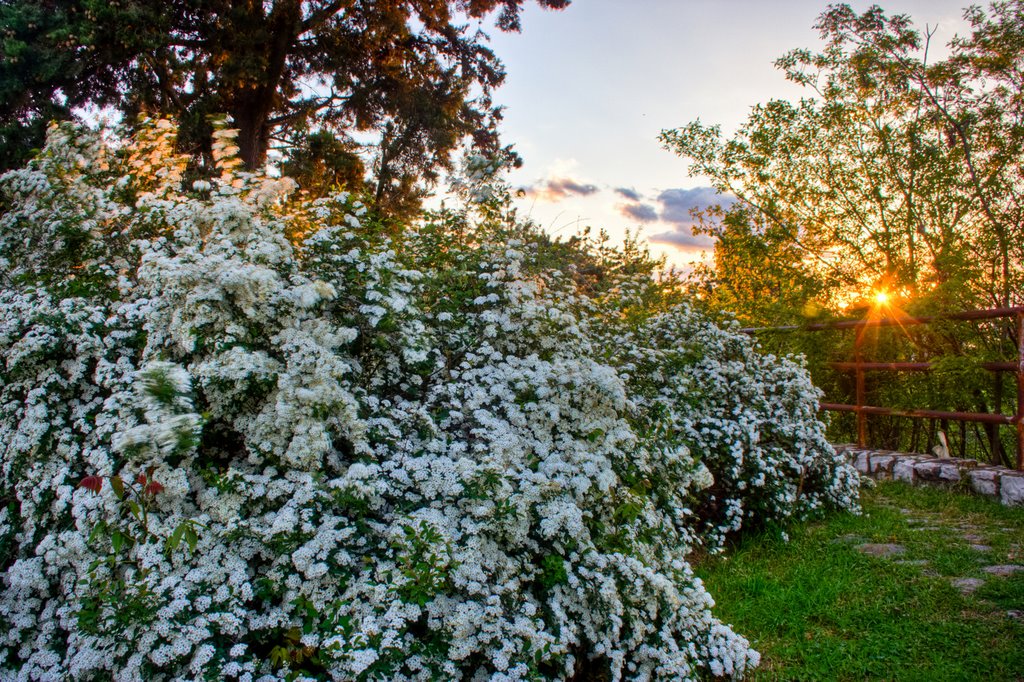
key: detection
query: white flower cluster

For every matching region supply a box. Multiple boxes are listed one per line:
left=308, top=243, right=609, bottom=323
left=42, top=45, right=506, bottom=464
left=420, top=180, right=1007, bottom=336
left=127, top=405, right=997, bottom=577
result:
left=610, top=309, right=860, bottom=551
left=0, top=122, right=857, bottom=681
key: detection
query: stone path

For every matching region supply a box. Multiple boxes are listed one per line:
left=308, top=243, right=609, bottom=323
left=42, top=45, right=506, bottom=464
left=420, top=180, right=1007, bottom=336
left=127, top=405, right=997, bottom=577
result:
left=848, top=500, right=1023, bottom=618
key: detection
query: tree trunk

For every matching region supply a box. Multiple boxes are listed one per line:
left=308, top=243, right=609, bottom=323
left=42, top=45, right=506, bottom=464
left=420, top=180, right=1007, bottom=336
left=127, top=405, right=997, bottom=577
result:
left=233, top=100, right=272, bottom=170
left=226, top=0, right=302, bottom=170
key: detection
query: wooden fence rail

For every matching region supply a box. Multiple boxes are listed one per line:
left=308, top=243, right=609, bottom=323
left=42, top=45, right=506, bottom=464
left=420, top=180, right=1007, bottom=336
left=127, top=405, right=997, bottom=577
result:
left=742, top=306, right=1024, bottom=470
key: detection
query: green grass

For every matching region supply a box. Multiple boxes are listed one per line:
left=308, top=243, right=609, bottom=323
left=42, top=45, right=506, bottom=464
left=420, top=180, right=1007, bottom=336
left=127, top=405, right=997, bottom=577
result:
left=696, top=481, right=1024, bottom=681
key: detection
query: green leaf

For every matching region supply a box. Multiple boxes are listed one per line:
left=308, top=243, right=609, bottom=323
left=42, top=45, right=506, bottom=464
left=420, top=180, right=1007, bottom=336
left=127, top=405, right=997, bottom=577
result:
left=166, top=522, right=186, bottom=552
left=109, top=475, right=124, bottom=500
left=184, top=525, right=198, bottom=553
left=87, top=520, right=108, bottom=545
left=539, top=554, right=568, bottom=588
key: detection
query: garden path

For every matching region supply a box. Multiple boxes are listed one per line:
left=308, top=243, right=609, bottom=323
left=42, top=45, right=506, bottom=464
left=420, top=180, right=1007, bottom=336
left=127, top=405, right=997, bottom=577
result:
left=696, top=481, right=1024, bottom=679
left=834, top=499, right=1023, bottom=615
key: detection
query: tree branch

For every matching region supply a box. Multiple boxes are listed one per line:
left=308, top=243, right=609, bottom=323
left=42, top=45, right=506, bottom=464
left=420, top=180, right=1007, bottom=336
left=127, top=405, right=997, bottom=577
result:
left=301, top=0, right=350, bottom=33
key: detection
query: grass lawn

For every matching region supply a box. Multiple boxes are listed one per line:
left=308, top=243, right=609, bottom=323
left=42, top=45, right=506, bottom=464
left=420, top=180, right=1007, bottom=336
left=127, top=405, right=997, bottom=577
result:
left=696, top=481, right=1024, bottom=681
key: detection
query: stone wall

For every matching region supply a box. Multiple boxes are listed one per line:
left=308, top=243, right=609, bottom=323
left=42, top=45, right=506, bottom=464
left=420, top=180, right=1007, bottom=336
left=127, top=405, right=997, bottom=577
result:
left=835, top=444, right=1024, bottom=507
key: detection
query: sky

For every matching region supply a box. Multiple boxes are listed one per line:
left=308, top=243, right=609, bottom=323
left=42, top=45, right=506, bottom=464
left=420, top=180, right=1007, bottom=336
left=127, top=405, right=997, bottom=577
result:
left=478, top=0, right=971, bottom=270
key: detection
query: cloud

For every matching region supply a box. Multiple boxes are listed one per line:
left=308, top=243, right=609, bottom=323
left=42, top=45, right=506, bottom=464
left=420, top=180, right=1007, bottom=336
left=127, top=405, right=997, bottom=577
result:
left=647, top=229, right=715, bottom=250
left=618, top=202, right=659, bottom=223
left=645, top=186, right=734, bottom=251
left=656, top=187, right=734, bottom=227
left=614, top=186, right=642, bottom=201
left=521, top=176, right=600, bottom=201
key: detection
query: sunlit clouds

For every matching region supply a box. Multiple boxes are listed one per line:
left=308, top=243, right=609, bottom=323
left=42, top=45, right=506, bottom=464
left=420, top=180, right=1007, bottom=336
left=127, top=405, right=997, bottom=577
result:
left=513, top=160, right=735, bottom=261
left=520, top=176, right=600, bottom=201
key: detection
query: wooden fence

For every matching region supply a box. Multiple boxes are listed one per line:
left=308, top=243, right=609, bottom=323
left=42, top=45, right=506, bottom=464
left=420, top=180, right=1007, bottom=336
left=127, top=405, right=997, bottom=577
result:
left=742, top=306, right=1024, bottom=470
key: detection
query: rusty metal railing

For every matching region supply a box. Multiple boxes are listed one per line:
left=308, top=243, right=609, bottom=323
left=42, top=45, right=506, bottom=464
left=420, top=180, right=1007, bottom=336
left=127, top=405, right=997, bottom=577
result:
left=742, top=306, right=1024, bottom=470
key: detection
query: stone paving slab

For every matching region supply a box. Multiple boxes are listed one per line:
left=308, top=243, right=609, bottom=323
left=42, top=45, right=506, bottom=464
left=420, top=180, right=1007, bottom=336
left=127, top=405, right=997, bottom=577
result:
left=982, top=564, right=1024, bottom=577
left=837, top=495, right=1022, bottom=615
left=951, top=577, right=985, bottom=595
left=856, top=542, right=906, bottom=557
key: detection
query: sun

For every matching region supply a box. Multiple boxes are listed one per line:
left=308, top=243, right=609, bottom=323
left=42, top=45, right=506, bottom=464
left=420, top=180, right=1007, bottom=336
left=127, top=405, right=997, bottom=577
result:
left=873, top=290, right=890, bottom=306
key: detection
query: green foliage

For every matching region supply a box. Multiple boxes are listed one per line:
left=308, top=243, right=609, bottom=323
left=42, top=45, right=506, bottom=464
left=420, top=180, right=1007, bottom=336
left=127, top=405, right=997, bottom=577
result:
left=77, top=562, right=160, bottom=637
left=392, top=521, right=456, bottom=606
left=281, top=131, right=366, bottom=202
left=538, top=554, right=568, bottom=589
left=684, top=206, right=826, bottom=327
left=141, top=367, right=180, bottom=407
left=165, top=519, right=201, bottom=555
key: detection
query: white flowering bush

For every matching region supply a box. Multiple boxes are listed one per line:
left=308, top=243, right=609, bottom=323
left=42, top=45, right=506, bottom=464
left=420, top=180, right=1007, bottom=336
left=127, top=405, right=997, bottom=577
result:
left=0, top=122, right=857, bottom=681
left=612, top=311, right=859, bottom=552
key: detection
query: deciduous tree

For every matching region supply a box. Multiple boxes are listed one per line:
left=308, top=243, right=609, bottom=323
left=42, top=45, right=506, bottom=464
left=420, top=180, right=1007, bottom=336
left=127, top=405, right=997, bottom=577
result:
left=662, top=2, right=1024, bottom=463
left=662, top=1, right=1024, bottom=315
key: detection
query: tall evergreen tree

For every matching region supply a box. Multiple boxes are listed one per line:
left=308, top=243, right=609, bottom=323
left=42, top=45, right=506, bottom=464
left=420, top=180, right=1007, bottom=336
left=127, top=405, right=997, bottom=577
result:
left=0, top=0, right=569, bottom=211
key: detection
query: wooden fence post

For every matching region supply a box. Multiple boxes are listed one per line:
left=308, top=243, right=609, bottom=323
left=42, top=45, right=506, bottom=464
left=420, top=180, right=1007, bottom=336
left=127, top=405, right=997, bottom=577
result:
left=855, top=329, right=866, bottom=447
left=1016, top=311, right=1023, bottom=470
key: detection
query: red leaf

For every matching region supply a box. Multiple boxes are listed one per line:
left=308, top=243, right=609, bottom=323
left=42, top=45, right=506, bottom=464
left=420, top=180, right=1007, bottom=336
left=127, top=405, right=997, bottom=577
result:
left=79, top=476, right=103, bottom=494
left=144, top=481, right=165, bottom=496
left=136, top=473, right=147, bottom=485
